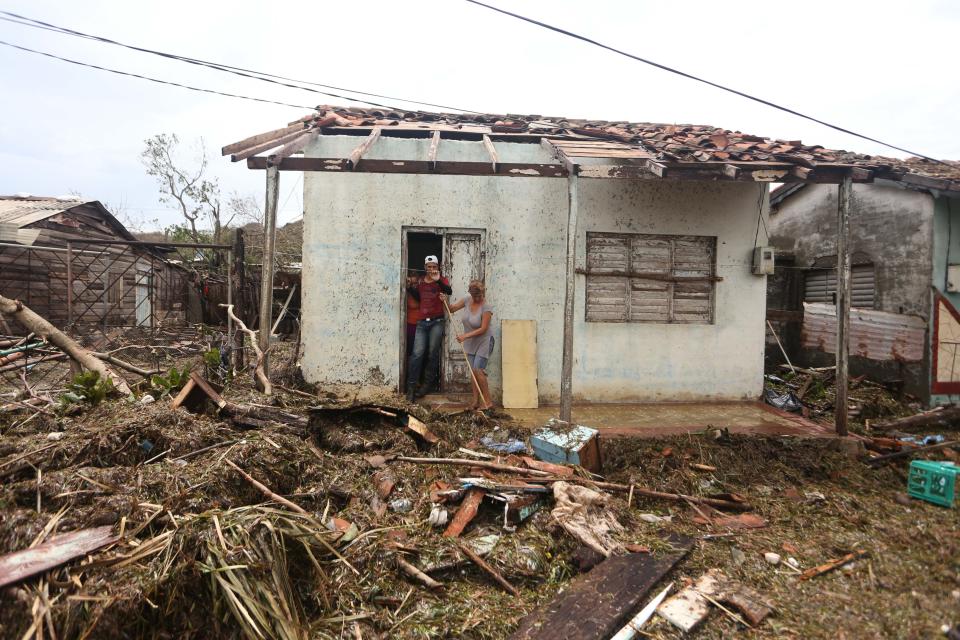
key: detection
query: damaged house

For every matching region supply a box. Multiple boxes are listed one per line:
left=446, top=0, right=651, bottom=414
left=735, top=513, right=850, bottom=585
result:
left=224, top=107, right=956, bottom=421
left=767, top=162, right=960, bottom=406
left=0, top=195, right=195, bottom=333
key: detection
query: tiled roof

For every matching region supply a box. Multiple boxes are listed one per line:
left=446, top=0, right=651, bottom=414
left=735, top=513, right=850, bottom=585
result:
left=223, top=106, right=960, bottom=191
left=290, top=106, right=960, bottom=186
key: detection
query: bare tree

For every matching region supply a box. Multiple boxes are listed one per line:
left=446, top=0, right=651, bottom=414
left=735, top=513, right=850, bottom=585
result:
left=141, top=134, right=238, bottom=245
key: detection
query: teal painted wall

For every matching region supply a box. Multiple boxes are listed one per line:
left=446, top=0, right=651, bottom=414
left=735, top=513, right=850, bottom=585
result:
left=929, top=193, right=960, bottom=406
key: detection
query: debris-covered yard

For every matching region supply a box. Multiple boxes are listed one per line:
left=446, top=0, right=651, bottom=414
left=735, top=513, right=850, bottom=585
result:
left=1, top=342, right=958, bottom=640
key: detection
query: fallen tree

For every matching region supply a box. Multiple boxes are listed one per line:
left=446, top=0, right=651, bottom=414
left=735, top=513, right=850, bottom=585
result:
left=0, top=293, right=132, bottom=395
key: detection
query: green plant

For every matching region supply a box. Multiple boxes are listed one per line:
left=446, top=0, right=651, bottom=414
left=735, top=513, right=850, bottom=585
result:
left=150, top=367, right=191, bottom=397
left=203, top=347, right=221, bottom=369
left=60, top=371, right=115, bottom=408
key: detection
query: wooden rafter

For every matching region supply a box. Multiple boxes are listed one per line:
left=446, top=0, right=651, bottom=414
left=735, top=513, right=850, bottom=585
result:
left=222, top=123, right=305, bottom=156
left=268, top=131, right=318, bottom=165
left=482, top=134, right=499, bottom=173
left=230, top=128, right=309, bottom=162
left=428, top=130, right=441, bottom=170
left=347, top=126, right=382, bottom=170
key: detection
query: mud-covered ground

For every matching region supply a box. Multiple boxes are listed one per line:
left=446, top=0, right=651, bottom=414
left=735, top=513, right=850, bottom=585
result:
left=0, top=355, right=958, bottom=639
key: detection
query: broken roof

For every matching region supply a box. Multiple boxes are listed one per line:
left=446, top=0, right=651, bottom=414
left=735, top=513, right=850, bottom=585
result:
left=0, top=195, right=136, bottom=241
left=224, top=105, right=960, bottom=192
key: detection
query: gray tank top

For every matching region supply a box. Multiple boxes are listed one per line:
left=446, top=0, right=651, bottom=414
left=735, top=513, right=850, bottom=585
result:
left=460, top=295, right=494, bottom=356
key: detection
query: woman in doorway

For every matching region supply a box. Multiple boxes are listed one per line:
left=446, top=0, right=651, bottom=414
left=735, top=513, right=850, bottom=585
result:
left=442, top=280, right=494, bottom=412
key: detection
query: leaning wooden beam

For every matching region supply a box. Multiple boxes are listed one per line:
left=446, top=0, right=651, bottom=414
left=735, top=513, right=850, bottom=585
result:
left=221, top=304, right=271, bottom=395
left=267, top=131, right=319, bottom=164
left=230, top=128, right=310, bottom=162
left=258, top=163, right=280, bottom=391
left=222, top=123, right=306, bottom=156
left=0, top=294, right=131, bottom=395
left=482, top=134, right=499, bottom=173
left=428, top=130, right=441, bottom=170
left=835, top=175, right=852, bottom=436
left=347, top=126, right=382, bottom=169
left=0, top=526, right=119, bottom=589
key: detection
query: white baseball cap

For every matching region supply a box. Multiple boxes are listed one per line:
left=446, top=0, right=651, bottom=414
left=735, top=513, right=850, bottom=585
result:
left=424, top=255, right=439, bottom=265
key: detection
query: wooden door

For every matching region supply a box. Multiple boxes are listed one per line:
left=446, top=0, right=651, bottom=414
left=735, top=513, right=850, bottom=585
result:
left=441, top=232, right=484, bottom=394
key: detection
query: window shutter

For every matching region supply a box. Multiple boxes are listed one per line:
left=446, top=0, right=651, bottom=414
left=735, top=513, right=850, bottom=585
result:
left=586, top=235, right=628, bottom=321
left=804, top=265, right=875, bottom=309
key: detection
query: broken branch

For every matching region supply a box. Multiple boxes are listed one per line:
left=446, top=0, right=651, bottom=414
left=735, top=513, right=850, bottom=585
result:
left=220, top=303, right=271, bottom=394
left=800, top=550, right=868, bottom=580
left=458, top=541, right=520, bottom=596
left=397, top=556, right=443, bottom=590
left=224, top=459, right=307, bottom=514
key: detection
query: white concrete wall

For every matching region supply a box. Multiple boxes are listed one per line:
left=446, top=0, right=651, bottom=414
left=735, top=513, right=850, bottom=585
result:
left=300, top=135, right=768, bottom=402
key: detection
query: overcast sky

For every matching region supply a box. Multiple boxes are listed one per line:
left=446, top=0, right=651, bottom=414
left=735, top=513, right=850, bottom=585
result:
left=1, top=0, right=958, bottom=230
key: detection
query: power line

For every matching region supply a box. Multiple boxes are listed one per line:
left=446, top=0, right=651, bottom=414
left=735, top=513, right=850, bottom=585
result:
left=0, top=39, right=314, bottom=109
left=464, top=0, right=947, bottom=164
left=0, top=10, right=481, bottom=114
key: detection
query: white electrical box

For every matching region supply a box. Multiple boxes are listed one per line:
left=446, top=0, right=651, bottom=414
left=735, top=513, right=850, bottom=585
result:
left=948, top=265, right=960, bottom=292
left=752, top=246, right=775, bottom=275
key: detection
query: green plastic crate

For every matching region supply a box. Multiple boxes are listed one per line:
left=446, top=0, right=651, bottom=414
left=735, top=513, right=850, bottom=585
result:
left=907, top=460, right=957, bottom=508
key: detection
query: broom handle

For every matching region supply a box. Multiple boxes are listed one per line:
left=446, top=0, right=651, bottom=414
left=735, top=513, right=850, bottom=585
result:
left=442, top=297, right=488, bottom=407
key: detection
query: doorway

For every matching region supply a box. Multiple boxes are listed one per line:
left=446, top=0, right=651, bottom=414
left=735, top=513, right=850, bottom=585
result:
left=400, top=227, right=485, bottom=395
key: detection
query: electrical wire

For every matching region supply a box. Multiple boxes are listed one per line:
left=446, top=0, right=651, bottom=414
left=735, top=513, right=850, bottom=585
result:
left=464, top=0, right=948, bottom=165
left=0, top=10, right=482, bottom=114
left=0, top=39, right=314, bottom=109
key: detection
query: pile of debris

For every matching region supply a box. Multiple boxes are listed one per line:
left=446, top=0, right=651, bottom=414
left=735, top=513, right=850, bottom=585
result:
left=1, top=324, right=959, bottom=637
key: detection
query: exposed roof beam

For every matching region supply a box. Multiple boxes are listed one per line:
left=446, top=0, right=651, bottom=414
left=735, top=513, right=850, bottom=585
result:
left=482, top=135, right=499, bottom=173
left=347, top=127, right=382, bottom=170
left=230, top=128, right=308, bottom=162
left=248, top=156, right=566, bottom=177
left=268, top=131, right=318, bottom=166
left=428, top=131, right=441, bottom=171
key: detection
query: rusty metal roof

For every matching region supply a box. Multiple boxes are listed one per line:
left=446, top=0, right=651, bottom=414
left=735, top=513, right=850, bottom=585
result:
left=224, top=105, right=960, bottom=191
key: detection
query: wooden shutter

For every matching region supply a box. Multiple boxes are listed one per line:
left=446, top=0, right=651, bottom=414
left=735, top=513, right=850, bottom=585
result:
left=586, top=233, right=715, bottom=324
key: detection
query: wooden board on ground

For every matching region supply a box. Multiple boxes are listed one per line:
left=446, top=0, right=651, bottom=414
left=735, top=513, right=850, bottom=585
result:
left=509, top=535, right=693, bottom=640
left=501, top=319, right=538, bottom=409
left=0, top=526, right=118, bottom=588
left=657, top=568, right=726, bottom=632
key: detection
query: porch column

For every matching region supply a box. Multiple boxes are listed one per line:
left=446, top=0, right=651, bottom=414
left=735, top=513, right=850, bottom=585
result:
left=560, top=174, right=580, bottom=423
left=257, top=163, right=280, bottom=391
left=835, top=175, right=852, bottom=436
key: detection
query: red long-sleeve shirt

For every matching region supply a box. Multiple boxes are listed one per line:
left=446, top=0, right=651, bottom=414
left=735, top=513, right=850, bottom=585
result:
left=407, top=277, right=452, bottom=318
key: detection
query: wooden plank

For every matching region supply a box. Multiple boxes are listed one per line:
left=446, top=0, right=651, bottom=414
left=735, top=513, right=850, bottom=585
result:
left=347, top=127, right=382, bottom=169
left=560, top=175, right=579, bottom=423
left=268, top=131, right=318, bottom=164
left=442, top=488, right=484, bottom=538
left=0, top=526, right=118, bottom=588
left=836, top=176, right=852, bottom=436
left=222, top=122, right=306, bottom=156
left=510, top=536, right=693, bottom=640
left=658, top=569, right=725, bottom=632
left=482, top=134, right=499, bottom=173
left=247, top=156, right=567, bottom=177
left=501, top=319, right=538, bottom=409
left=231, top=128, right=310, bottom=162
left=428, top=130, right=441, bottom=170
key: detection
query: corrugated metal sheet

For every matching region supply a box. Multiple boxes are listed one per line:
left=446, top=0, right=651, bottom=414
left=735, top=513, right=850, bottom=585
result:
left=801, top=302, right=924, bottom=362
left=804, top=265, right=875, bottom=308
left=0, top=197, right=83, bottom=228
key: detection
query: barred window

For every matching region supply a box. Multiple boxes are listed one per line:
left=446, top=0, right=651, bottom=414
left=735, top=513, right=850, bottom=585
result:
left=585, top=232, right=717, bottom=324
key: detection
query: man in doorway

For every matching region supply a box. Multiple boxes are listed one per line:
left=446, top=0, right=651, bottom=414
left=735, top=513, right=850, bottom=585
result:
left=406, top=255, right=452, bottom=402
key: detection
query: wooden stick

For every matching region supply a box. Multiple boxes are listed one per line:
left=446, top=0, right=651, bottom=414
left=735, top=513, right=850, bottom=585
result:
left=224, top=459, right=307, bottom=514
left=441, top=297, right=487, bottom=407
left=766, top=320, right=795, bottom=375
left=866, top=439, right=960, bottom=466
left=530, top=476, right=753, bottom=512
left=458, top=541, right=520, bottom=596
left=270, top=284, right=297, bottom=335
left=220, top=304, right=271, bottom=394
left=397, top=556, right=443, bottom=590
left=800, top=550, right=867, bottom=580
left=393, top=456, right=550, bottom=477
left=91, top=352, right=162, bottom=378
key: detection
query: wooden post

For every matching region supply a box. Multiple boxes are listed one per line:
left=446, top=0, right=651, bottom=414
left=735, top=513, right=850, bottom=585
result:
left=835, top=175, right=852, bottom=436
left=66, top=241, right=73, bottom=328
left=226, top=248, right=233, bottom=348
left=560, top=174, right=580, bottom=424
left=258, top=164, right=280, bottom=390
left=232, top=228, right=246, bottom=371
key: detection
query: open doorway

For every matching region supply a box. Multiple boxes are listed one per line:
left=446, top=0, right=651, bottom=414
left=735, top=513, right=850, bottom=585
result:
left=400, top=227, right=486, bottom=395
left=401, top=232, right=442, bottom=391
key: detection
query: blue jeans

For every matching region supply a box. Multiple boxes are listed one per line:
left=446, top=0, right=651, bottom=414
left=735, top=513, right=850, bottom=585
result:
left=408, top=318, right=445, bottom=391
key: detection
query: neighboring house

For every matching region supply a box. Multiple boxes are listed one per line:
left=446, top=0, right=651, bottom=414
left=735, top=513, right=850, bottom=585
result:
left=0, top=195, right=193, bottom=333
left=223, top=106, right=956, bottom=406
left=767, top=163, right=960, bottom=405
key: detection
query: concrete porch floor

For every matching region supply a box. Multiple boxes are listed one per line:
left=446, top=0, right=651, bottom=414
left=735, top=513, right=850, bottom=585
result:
left=424, top=397, right=833, bottom=438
